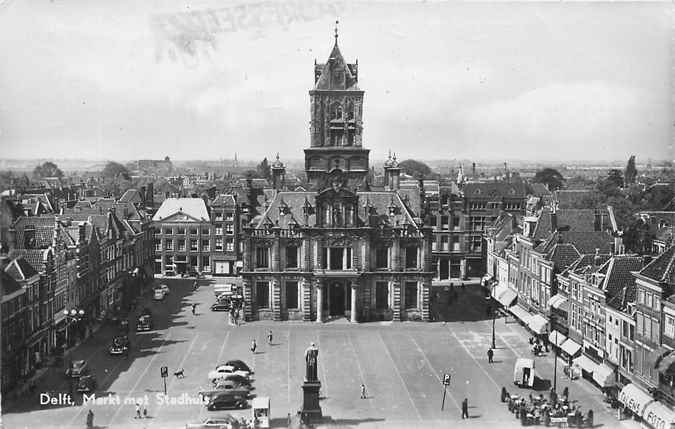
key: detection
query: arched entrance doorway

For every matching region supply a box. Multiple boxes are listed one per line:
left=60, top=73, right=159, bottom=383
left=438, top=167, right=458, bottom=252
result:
left=329, top=282, right=346, bottom=316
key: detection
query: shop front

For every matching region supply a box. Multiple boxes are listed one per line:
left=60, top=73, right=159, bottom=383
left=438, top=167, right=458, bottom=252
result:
left=619, top=383, right=654, bottom=418
left=643, top=400, right=675, bottom=429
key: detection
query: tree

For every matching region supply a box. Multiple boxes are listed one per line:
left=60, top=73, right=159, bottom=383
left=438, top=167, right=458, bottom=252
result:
left=256, top=158, right=271, bottom=181
left=102, top=161, right=130, bottom=180
left=398, top=159, right=432, bottom=178
left=532, top=168, right=565, bottom=191
left=624, top=155, right=637, bottom=185
left=32, top=161, right=63, bottom=179
left=606, top=169, right=624, bottom=188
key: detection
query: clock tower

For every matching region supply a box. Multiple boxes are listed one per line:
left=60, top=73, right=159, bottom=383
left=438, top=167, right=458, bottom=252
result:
left=305, top=26, right=369, bottom=190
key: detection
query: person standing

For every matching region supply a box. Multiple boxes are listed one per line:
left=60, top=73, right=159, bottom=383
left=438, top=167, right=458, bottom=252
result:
left=86, top=409, right=94, bottom=428
left=360, top=383, right=367, bottom=399
left=135, top=403, right=141, bottom=418
left=251, top=339, right=257, bottom=354
left=143, top=406, right=148, bottom=418
left=461, top=398, right=469, bottom=419
left=192, top=303, right=197, bottom=315
left=267, top=330, right=273, bottom=346
left=487, top=348, right=494, bottom=363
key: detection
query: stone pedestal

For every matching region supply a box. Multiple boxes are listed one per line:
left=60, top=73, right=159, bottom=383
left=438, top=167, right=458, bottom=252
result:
left=300, top=380, right=322, bottom=423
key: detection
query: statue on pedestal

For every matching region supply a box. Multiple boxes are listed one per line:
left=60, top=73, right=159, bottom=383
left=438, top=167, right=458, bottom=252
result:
left=304, top=342, right=319, bottom=382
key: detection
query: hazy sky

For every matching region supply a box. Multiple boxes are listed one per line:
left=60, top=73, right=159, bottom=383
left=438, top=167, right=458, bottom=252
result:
left=0, top=0, right=672, bottom=163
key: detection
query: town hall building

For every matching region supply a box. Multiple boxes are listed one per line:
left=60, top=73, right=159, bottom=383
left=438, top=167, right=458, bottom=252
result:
left=240, top=31, right=434, bottom=322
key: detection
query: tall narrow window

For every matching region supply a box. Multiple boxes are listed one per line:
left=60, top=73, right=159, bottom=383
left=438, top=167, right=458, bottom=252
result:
left=405, top=247, right=418, bottom=269
left=375, top=247, right=388, bottom=269
left=286, top=281, right=299, bottom=310
left=376, top=281, right=389, bottom=309
left=256, top=282, right=269, bottom=309
left=405, top=282, right=418, bottom=309
left=256, top=247, right=269, bottom=268
left=286, top=246, right=299, bottom=269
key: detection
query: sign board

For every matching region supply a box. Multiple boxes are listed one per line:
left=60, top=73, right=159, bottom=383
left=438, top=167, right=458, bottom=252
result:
left=160, top=366, right=168, bottom=378
left=442, top=373, right=451, bottom=386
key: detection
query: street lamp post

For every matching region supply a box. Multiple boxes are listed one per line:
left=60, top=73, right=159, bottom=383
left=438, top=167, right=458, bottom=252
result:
left=63, top=309, right=85, bottom=350
left=552, top=318, right=558, bottom=393
left=492, top=307, right=496, bottom=350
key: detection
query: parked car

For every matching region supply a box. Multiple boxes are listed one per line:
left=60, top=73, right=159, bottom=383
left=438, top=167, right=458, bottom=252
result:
left=108, top=335, right=130, bottom=355
left=76, top=374, right=97, bottom=393
left=219, top=374, right=252, bottom=388
left=205, top=391, right=248, bottom=411
left=65, top=360, right=88, bottom=378
left=210, top=302, right=230, bottom=312
left=207, top=365, right=250, bottom=382
left=185, top=415, right=241, bottom=429
left=212, top=378, right=250, bottom=391
left=136, top=314, right=153, bottom=331
left=225, top=360, right=253, bottom=374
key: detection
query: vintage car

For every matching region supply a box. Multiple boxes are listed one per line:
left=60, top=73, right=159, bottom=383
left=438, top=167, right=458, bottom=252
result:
left=205, top=391, right=248, bottom=411
left=76, top=374, right=97, bottom=393
left=210, top=302, right=230, bottom=312
left=108, top=335, right=130, bottom=355
left=136, top=313, right=153, bottom=332
left=207, top=365, right=250, bottom=382
left=225, top=360, right=253, bottom=374
left=185, top=415, right=241, bottom=429
left=65, top=360, right=88, bottom=378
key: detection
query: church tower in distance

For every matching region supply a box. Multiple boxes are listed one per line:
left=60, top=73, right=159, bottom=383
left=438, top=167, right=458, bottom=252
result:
left=305, top=26, right=369, bottom=190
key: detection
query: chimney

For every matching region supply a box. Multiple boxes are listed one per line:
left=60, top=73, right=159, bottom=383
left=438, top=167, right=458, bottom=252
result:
left=614, top=233, right=624, bottom=255
left=593, top=248, right=601, bottom=266
left=550, top=208, right=558, bottom=233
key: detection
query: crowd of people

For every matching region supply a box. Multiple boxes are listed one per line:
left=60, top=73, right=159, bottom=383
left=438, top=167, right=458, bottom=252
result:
left=501, top=386, right=594, bottom=427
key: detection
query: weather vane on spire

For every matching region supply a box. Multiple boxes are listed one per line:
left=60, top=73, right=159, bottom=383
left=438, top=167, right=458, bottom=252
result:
left=334, top=20, right=339, bottom=44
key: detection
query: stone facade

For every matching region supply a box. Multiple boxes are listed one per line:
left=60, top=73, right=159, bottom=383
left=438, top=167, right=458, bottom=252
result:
left=241, top=35, right=433, bottom=322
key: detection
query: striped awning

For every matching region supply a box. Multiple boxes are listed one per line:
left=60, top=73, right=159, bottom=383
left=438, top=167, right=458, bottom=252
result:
left=548, top=330, right=567, bottom=347
left=509, top=306, right=533, bottom=325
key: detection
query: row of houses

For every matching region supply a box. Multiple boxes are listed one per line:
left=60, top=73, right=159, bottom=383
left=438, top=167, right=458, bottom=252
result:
left=486, top=202, right=675, bottom=427
left=0, top=195, right=154, bottom=395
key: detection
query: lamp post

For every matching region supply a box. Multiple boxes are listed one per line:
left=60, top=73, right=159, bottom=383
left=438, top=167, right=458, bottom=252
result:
left=492, top=306, right=496, bottom=350
left=552, top=317, right=558, bottom=393
left=63, top=309, right=85, bottom=349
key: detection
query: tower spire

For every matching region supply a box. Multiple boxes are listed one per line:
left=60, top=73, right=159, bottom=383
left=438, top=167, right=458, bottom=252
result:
left=334, top=20, right=339, bottom=44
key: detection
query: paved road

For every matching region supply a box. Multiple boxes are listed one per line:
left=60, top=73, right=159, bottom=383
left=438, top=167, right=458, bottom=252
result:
left=2, top=279, right=642, bottom=428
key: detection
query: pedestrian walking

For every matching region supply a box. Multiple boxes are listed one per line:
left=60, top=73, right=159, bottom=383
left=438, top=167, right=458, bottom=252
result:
left=143, top=406, right=148, bottom=418
left=86, top=409, right=94, bottom=428
left=360, top=383, right=367, bottom=399
left=487, top=348, right=494, bottom=363
left=267, top=330, right=273, bottom=345
left=192, top=303, right=197, bottom=315
left=235, top=309, right=241, bottom=325
left=135, top=403, right=141, bottom=418
left=251, top=339, right=257, bottom=354
left=461, top=398, right=469, bottom=419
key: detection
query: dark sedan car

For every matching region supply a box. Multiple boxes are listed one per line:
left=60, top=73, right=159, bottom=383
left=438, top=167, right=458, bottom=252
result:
left=210, top=302, right=230, bottom=312
left=225, top=360, right=252, bottom=374
left=205, top=391, right=248, bottom=411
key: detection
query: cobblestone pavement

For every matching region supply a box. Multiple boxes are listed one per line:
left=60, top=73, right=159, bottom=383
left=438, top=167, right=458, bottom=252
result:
left=2, top=280, right=642, bottom=429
